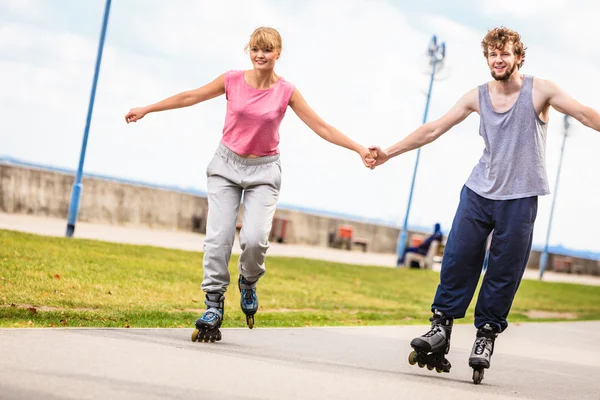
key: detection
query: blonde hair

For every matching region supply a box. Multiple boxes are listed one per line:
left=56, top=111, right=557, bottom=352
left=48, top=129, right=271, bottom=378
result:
left=481, top=27, right=527, bottom=68
left=244, top=27, right=282, bottom=53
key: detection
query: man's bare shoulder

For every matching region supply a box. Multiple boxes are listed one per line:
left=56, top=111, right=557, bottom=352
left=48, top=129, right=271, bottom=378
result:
left=532, top=76, right=559, bottom=93
left=531, top=76, right=562, bottom=108
left=460, top=87, right=480, bottom=113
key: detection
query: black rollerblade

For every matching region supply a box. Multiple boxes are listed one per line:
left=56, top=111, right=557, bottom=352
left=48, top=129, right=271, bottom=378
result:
left=408, top=309, right=453, bottom=373
left=238, top=274, right=258, bottom=329
left=192, top=293, right=224, bottom=342
left=469, top=323, right=498, bottom=384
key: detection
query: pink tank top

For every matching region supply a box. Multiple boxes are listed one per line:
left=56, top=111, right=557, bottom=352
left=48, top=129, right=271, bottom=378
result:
left=221, top=70, right=295, bottom=156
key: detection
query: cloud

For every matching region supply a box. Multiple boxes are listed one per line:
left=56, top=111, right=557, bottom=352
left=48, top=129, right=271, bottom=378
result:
left=1, top=0, right=46, bottom=19
left=479, top=0, right=568, bottom=18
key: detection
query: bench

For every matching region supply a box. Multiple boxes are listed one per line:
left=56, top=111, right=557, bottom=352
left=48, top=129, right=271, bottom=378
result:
left=404, top=240, right=440, bottom=269
left=352, top=237, right=369, bottom=252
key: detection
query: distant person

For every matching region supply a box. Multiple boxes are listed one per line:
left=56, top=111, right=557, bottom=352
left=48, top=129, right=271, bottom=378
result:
left=368, top=27, right=600, bottom=383
left=125, top=27, right=376, bottom=342
left=399, top=223, right=443, bottom=266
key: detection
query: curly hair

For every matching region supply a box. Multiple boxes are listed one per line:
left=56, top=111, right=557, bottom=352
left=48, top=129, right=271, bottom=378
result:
left=481, top=27, right=527, bottom=68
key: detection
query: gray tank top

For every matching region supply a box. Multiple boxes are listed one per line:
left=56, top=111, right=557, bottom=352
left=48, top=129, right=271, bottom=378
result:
left=465, top=75, right=550, bottom=200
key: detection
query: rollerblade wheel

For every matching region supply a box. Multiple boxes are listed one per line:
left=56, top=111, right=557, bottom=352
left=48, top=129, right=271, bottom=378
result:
left=472, top=368, right=484, bottom=384
left=435, top=367, right=443, bottom=373
left=408, top=351, right=418, bottom=366
left=418, top=362, right=426, bottom=368
left=247, top=315, right=254, bottom=329
left=191, top=329, right=200, bottom=342
left=427, top=364, right=434, bottom=371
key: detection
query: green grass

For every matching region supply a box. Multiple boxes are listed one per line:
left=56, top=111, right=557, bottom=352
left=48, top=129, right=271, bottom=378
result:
left=1, top=229, right=599, bottom=328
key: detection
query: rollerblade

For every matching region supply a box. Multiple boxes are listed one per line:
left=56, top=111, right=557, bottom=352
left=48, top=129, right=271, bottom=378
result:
left=192, top=292, right=224, bottom=343
left=238, top=274, right=258, bottom=329
left=469, top=323, right=498, bottom=384
left=408, top=309, right=453, bottom=373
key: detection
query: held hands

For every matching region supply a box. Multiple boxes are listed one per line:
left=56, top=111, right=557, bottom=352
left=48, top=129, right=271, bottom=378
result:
left=360, top=146, right=390, bottom=170
left=125, top=107, right=148, bottom=124
left=359, top=147, right=378, bottom=169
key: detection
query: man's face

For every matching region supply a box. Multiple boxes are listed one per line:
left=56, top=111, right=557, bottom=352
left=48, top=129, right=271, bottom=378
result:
left=487, top=42, right=521, bottom=81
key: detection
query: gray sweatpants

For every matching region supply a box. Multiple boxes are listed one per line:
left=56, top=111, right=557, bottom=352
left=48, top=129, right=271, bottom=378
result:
left=201, top=143, right=281, bottom=294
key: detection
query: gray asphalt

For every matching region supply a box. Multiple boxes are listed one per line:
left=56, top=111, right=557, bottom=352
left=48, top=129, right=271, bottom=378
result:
left=1, top=322, right=599, bottom=400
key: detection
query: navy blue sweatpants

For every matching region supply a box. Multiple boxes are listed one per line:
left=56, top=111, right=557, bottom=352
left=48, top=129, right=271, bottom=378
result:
left=432, top=186, right=538, bottom=333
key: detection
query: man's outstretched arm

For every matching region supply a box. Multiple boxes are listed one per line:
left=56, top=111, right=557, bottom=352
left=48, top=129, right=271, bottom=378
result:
left=369, top=88, right=478, bottom=167
left=544, top=80, right=600, bottom=131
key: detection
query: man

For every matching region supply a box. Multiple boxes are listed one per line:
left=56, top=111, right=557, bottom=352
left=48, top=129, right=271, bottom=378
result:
left=369, top=27, right=600, bottom=384
left=399, top=223, right=443, bottom=267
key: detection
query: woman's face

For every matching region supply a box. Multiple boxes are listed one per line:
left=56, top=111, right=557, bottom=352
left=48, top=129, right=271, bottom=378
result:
left=249, top=46, right=279, bottom=71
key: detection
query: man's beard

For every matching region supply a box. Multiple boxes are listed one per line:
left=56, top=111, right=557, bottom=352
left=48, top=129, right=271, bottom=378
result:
left=491, top=64, right=516, bottom=81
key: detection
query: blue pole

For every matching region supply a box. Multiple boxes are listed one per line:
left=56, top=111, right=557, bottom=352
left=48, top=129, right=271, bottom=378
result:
left=66, top=0, right=112, bottom=237
left=539, top=115, right=569, bottom=278
left=396, top=49, right=439, bottom=266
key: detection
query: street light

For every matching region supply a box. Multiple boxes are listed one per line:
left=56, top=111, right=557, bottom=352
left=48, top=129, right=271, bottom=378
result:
left=396, top=35, right=446, bottom=266
left=66, top=0, right=112, bottom=237
left=539, top=114, right=571, bottom=278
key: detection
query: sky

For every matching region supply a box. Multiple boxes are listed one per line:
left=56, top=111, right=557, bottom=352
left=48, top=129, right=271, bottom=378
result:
left=1, top=0, right=599, bottom=255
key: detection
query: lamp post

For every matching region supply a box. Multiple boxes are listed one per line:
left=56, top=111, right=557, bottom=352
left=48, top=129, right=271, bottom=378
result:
left=396, top=35, right=446, bottom=266
left=539, top=114, right=571, bottom=278
left=66, top=0, right=112, bottom=237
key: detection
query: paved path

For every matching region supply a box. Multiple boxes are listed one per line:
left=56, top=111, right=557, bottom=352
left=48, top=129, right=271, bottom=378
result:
left=1, top=212, right=599, bottom=286
left=1, top=322, right=599, bottom=400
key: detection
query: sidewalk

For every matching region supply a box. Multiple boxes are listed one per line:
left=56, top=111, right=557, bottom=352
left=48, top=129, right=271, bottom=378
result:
left=2, top=212, right=599, bottom=286
left=2, top=322, right=600, bottom=400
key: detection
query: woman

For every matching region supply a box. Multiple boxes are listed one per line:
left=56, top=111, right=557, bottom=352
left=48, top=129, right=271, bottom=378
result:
left=125, top=27, right=376, bottom=342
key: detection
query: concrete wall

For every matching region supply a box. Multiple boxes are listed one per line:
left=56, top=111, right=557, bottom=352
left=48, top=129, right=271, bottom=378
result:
left=270, top=208, right=399, bottom=252
left=0, top=163, right=399, bottom=252
left=527, top=251, right=600, bottom=276
left=0, top=163, right=208, bottom=233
